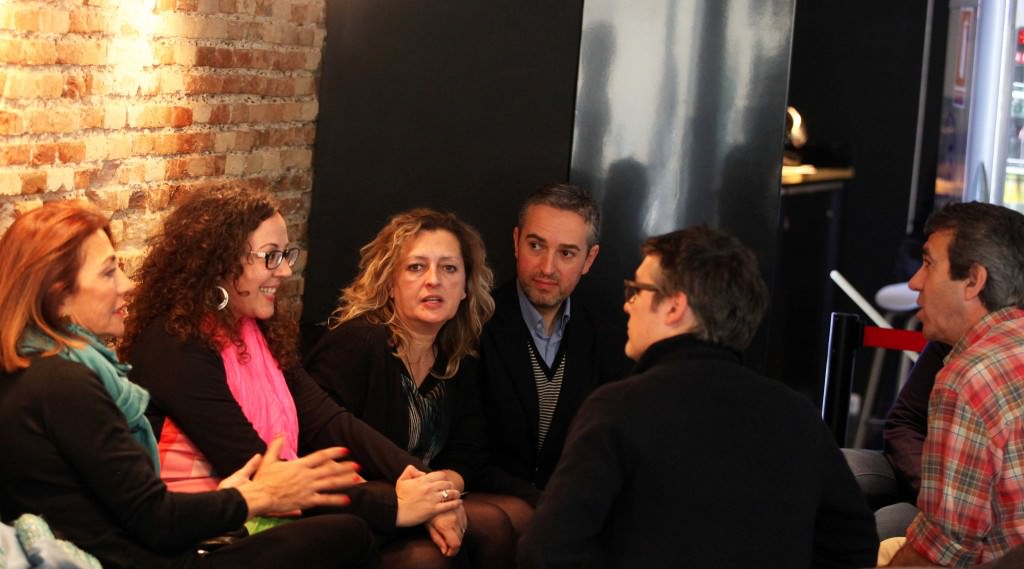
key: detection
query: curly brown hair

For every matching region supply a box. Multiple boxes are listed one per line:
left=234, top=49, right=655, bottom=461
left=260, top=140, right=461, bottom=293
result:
left=120, top=187, right=299, bottom=368
left=331, top=208, right=494, bottom=379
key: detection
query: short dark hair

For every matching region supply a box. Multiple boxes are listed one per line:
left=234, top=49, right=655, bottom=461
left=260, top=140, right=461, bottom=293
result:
left=642, top=226, right=768, bottom=351
left=517, top=183, right=601, bottom=247
left=925, top=201, right=1024, bottom=311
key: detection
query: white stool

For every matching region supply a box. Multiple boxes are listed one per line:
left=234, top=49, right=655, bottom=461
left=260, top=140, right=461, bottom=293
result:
left=852, top=282, right=919, bottom=448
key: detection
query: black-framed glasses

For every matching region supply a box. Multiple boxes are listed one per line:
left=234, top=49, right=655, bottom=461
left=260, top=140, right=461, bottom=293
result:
left=249, top=248, right=300, bottom=270
left=623, top=279, right=661, bottom=303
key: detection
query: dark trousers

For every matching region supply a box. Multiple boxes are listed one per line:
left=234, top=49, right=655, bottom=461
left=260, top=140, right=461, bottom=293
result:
left=196, top=514, right=378, bottom=569
left=841, top=448, right=919, bottom=539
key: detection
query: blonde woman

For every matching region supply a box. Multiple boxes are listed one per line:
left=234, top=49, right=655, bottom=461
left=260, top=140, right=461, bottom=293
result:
left=306, top=209, right=522, bottom=569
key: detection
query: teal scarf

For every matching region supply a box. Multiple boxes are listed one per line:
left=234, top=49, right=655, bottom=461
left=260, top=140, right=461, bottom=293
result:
left=19, top=325, right=160, bottom=471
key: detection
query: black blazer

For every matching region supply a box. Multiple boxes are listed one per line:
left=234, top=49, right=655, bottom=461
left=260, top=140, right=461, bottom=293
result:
left=304, top=316, right=488, bottom=486
left=476, top=281, right=629, bottom=498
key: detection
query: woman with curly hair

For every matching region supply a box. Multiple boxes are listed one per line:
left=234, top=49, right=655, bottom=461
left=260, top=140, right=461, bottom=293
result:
left=305, top=208, right=523, bottom=569
left=0, top=200, right=371, bottom=569
left=122, top=188, right=465, bottom=566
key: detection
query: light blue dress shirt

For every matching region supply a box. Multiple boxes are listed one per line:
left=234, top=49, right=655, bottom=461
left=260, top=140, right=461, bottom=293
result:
left=516, top=282, right=571, bottom=367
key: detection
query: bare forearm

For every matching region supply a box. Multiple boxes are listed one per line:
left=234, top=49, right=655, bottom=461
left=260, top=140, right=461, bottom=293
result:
left=887, top=543, right=934, bottom=567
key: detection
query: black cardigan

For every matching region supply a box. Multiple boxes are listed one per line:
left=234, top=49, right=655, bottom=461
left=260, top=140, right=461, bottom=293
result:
left=129, top=317, right=426, bottom=533
left=0, top=356, right=248, bottom=569
left=476, top=280, right=629, bottom=497
left=304, top=316, right=487, bottom=486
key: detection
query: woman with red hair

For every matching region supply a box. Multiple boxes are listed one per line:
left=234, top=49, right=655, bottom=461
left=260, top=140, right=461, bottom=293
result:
left=0, top=200, right=372, bottom=569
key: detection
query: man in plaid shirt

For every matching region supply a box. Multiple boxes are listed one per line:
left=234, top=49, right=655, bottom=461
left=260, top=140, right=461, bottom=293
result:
left=889, top=202, right=1024, bottom=567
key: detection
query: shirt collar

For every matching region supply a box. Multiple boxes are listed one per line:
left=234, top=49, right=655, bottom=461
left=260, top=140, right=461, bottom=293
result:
left=946, top=305, right=1024, bottom=362
left=516, top=281, right=571, bottom=338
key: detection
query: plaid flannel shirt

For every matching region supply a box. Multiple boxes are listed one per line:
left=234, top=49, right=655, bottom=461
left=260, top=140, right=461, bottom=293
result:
left=906, top=306, right=1024, bottom=566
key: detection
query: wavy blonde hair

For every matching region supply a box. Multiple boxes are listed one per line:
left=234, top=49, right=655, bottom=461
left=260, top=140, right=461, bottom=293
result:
left=331, top=208, right=494, bottom=378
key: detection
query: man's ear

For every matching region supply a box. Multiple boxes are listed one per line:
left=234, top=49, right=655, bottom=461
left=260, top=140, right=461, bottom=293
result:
left=964, top=263, right=988, bottom=302
left=662, top=291, right=688, bottom=324
left=663, top=290, right=699, bottom=333
left=512, top=227, right=520, bottom=259
left=581, top=244, right=600, bottom=275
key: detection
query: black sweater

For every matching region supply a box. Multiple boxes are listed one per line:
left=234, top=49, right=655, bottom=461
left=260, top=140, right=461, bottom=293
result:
left=882, top=341, right=951, bottom=499
left=0, top=356, right=247, bottom=569
left=129, top=318, right=426, bottom=533
left=520, top=334, right=879, bottom=569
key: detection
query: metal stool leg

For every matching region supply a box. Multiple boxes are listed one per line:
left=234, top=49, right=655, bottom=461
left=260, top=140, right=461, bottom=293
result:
left=853, top=314, right=893, bottom=449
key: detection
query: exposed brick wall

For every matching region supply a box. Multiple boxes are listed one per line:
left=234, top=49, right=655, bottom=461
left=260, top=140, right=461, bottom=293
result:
left=0, top=0, right=326, bottom=313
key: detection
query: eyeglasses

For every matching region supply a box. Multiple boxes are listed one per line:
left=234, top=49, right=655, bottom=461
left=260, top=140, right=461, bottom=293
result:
left=249, top=248, right=301, bottom=270
left=623, top=279, right=661, bottom=303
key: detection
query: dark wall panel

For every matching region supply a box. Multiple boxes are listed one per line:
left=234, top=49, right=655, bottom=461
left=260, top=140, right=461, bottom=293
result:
left=306, top=1, right=796, bottom=380
left=787, top=1, right=941, bottom=416
left=788, top=0, right=936, bottom=309
left=569, top=0, right=796, bottom=373
left=304, top=0, right=585, bottom=342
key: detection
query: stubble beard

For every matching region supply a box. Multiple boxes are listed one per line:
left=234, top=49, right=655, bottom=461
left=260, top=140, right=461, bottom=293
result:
left=520, top=278, right=566, bottom=313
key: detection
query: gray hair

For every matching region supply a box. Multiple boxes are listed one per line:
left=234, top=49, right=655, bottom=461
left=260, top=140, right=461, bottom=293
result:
left=517, top=183, right=601, bottom=247
left=925, top=201, right=1024, bottom=311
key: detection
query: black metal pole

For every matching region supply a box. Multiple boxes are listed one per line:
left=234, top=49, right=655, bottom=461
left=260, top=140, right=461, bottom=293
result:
left=822, top=312, right=863, bottom=446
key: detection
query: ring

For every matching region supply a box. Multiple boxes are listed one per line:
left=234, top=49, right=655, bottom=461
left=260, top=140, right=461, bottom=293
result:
left=441, top=489, right=450, bottom=501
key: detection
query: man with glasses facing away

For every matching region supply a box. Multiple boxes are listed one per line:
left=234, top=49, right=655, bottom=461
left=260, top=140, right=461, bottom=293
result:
left=474, top=184, right=629, bottom=526
left=519, top=226, right=878, bottom=569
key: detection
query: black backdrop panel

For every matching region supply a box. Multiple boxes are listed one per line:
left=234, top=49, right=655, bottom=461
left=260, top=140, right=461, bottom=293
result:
left=306, top=0, right=796, bottom=383
left=304, top=0, right=585, bottom=343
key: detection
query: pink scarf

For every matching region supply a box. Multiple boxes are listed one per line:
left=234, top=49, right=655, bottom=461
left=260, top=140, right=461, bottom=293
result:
left=222, top=318, right=299, bottom=461
left=158, top=318, right=299, bottom=492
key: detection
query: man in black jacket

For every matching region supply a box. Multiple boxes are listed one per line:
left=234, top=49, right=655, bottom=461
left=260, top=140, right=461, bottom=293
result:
left=476, top=184, right=628, bottom=508
left=519, top=226, right=878, bottom=569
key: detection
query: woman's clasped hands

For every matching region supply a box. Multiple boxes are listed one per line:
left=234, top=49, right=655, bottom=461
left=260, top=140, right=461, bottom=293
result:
left=394, top=464, right=468, bottom=556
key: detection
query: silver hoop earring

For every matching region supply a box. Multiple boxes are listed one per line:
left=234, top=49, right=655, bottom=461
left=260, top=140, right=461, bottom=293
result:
left=213, top=286, right=229, bottom=311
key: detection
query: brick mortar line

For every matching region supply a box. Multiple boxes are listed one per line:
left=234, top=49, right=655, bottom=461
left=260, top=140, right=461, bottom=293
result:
left=0, top=36, right=324, bottom=51
left=0, top=148, right=317, bottom=166
left=0, top=126, right=315, bottom=144
left=0, top=34, right=324, bottom=52
left=3, top=62, right=322, bottom=76
left=0, top=96, right=318, bottom=108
